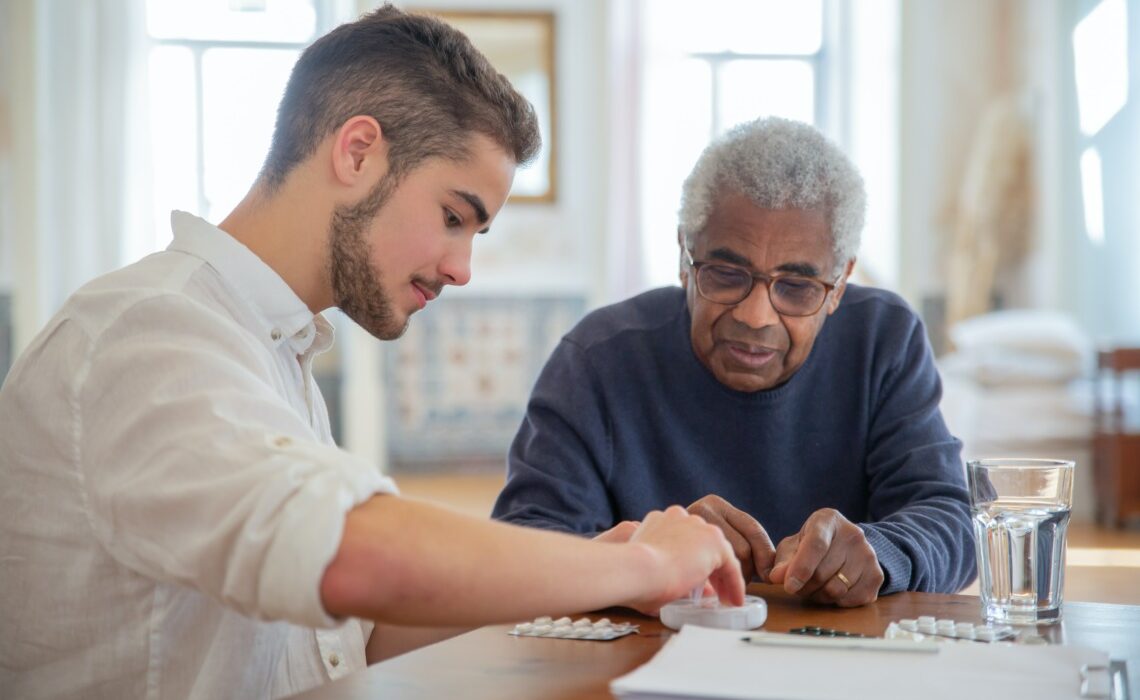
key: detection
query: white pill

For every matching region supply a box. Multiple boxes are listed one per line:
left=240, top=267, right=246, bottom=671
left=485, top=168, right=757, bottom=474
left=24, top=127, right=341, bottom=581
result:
left=955, top=623, right=976, bottom=639
left=975, top=628, right=997, bottom=642
left=514, top=623, right=534, bottom=634
left=917, top=616, right=936, bottom=625
left=572, top=618, right=593, bottom=628
left=898, top=618, right=918, bottom=632
left=534, top=616, right=553, bottom=625
left=554, top=617, right=572, bottom=626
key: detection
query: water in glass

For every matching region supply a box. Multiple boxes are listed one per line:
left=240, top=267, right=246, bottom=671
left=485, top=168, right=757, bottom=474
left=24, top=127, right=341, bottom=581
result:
left=972, top=500, right=1070, bottom=625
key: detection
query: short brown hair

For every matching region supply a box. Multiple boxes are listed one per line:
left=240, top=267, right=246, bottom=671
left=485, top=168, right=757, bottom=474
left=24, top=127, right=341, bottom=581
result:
left=260, top=4, right=541, bottom=188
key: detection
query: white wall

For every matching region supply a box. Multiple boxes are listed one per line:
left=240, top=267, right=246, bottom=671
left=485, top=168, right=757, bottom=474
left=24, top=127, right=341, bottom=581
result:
left=899, top=0, right=1009, bottom=309
left=1065, top=0, right=1140, bottom=344
left=897, top=0, right=1129, bottom=341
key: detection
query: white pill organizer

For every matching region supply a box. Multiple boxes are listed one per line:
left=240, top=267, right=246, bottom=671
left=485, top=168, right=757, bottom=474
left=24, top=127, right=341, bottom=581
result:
left=659, top=594, right=768, bottom=631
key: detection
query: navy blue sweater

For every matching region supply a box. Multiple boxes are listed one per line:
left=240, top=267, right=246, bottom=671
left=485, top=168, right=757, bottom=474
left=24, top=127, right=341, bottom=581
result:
left=493, top=285, right=976, bottom=594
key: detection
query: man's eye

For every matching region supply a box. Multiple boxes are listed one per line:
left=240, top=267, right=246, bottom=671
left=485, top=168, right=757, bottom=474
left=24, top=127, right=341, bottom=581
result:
left=776, top=277, right=814, bottom=291
left=773, top=277, right=822, bottom=300
left=704, top=266, right=749, bottom=287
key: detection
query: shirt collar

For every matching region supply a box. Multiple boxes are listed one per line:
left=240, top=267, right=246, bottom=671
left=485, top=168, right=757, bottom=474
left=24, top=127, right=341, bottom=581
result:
left=167, top=210, right=329, bottom=354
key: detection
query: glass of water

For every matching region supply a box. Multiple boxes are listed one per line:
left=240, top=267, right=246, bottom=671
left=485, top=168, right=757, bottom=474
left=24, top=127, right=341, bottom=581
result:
left=967, top=458, right=1075, bottom=625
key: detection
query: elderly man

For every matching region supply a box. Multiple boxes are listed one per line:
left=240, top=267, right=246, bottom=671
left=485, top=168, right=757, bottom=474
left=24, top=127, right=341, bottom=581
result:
left=494, top=116, right=975, bottom=607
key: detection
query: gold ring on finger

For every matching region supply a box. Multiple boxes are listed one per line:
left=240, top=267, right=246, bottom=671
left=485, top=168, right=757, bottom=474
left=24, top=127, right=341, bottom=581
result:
left=835, top=571, right=852, bottom=590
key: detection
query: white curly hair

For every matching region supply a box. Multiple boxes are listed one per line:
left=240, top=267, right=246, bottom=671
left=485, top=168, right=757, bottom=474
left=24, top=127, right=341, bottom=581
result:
left=678, top=117, right=866, bottom=275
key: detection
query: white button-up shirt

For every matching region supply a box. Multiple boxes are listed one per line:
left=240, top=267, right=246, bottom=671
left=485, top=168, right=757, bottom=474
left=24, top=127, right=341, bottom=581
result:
left=0, top=212, right=396, bottom=699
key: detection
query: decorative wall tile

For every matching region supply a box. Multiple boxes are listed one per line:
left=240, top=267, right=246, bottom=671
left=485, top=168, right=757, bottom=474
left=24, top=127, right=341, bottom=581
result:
left=385, top=296, right=586, bottom=468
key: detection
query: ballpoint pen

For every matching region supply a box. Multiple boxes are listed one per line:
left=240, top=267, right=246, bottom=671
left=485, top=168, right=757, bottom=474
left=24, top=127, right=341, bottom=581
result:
left=740, top=632, right=940, bottom=654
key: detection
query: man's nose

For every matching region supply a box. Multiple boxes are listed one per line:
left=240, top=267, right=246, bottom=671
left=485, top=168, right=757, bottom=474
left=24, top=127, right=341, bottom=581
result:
left=730, top=281, right=781, bottom=329
left=439, top=236, right=473, bottom=287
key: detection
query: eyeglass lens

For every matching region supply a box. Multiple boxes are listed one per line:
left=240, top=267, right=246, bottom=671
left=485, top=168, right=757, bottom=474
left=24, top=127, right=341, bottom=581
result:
left=697, top=265, right=826, bottom=315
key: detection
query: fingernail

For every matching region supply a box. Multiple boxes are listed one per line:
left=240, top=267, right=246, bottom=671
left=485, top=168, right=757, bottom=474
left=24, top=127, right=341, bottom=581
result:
left=787, top=576, right=804, bottom=593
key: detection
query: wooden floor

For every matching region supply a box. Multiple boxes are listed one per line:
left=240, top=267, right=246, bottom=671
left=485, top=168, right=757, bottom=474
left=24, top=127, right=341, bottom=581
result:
left=395, top=472, right=1140, bottom=606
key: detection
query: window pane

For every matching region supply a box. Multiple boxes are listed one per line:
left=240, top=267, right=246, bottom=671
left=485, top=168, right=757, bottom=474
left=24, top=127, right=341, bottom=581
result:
left=1072, top=0, right=1128, bottom=136
left=1080, top=146, right=1105, bottom=245
left=201, top=48, right=298, bottom=220
left=148, top=45, right=198, bottom=249
left=640, top=56, right=712, bottom=287
left=648, top=0, right=822, bottom=55
left=717, top=59, right=815, bottom=132
left=146, top=0, right=316, bottom=43
left=510, top=67, right=551, bottom=197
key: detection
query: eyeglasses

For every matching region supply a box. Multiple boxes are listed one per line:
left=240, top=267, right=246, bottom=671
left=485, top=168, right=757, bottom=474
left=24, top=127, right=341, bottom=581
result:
left=684, top=247, right=840, bottom=317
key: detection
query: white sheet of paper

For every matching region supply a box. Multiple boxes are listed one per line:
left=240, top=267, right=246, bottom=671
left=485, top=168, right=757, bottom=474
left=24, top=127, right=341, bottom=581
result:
left=610, top=625, right=1112, bottom=700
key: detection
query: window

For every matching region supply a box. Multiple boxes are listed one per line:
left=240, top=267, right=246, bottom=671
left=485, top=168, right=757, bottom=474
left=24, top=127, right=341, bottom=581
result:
left=638, top=0, right=826, bottom=289
left=636, top=0, right=900, bottom=293
left=1072, top=0, right=1127, bottom=247
left=144, top=0, right=337, bottom=251
left=1068, top=0, right=1136, bottom=339
left=143, top=0, right=351, bottom=441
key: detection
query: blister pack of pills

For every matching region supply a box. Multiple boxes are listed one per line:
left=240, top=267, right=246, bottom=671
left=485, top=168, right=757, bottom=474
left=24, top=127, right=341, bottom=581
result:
left=509, top=616, right=639, bottom=641
left=884, top=616, right=1034, bottom=644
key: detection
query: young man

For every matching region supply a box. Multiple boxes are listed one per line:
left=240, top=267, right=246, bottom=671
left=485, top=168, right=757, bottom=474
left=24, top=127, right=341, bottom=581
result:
left=494, top=117, right=976, bottom=607
left=0, top=7, right=742, bottom=699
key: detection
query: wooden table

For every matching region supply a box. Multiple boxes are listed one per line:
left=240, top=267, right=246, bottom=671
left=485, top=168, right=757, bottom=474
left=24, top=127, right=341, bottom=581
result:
left=291, top=584, right=1138, bottom=699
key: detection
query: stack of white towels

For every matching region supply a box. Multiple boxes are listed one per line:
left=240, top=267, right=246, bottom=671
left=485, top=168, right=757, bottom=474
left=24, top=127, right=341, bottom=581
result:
left=937, top=309, right=1096, bottom=520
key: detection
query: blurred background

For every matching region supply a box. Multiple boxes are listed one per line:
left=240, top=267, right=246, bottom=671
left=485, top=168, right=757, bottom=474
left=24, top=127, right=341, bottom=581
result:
left=1, top=0, right=1138, bottom=534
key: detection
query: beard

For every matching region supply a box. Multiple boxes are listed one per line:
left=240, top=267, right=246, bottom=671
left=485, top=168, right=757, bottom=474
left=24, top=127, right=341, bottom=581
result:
left=328, top=175, right=409, bottom=341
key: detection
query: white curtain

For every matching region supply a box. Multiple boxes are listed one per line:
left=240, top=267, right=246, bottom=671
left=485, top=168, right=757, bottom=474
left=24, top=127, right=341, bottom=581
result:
left=7, top=0, right=150, bottom=353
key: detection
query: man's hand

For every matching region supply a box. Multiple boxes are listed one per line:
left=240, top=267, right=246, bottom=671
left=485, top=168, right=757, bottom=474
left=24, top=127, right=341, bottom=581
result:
left=766, top=508, right=883, bottom=607
left=624, top=506, right=745, bottom=615
left=686, top=494, right=776, bottom=582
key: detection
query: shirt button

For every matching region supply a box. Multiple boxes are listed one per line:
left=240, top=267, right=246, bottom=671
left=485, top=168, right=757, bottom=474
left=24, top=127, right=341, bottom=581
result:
left=271, top=329, right=283, bottom=341
left=273, top=436, right=292, bottom=448
left=328, top=653, right=340, bottom=667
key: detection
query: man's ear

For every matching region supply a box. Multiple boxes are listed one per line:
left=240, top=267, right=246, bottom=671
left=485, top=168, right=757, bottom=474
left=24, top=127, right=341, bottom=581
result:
left=677, top=227, right=689, bottom=288
left=331, top=115, right=387, bottom=189
left=826, top=257, right=857, bottom=314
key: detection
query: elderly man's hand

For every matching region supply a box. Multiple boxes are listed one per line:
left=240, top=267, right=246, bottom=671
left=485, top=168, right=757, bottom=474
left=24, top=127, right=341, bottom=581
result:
left=686, top=494, right=776, bottom=582
left=766, top=508, right=883, bottom=607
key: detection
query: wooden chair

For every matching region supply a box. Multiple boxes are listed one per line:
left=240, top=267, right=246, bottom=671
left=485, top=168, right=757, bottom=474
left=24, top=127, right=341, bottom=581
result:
left=1093, top=348, right=1140, bottom=527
